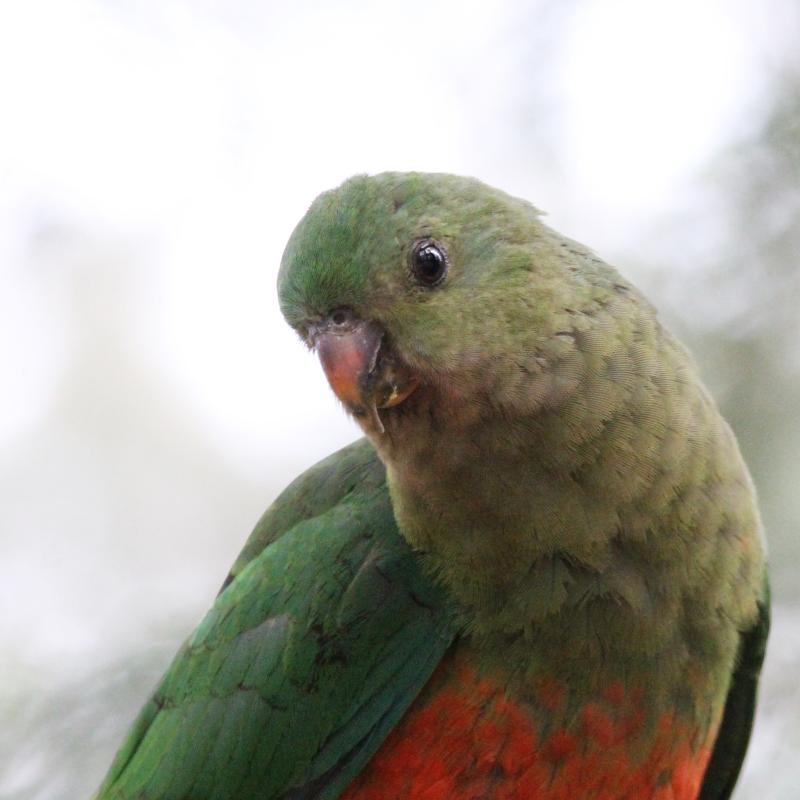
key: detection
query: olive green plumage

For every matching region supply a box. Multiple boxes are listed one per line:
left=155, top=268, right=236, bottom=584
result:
left=97, top=172, right=767, bottom=799
left=281, top=173, right=764, bottom=681
left=95, top=440, right=458, bottom=800
left=280, top=172, right=767, bottom=789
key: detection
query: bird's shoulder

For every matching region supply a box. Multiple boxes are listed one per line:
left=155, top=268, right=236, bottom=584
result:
left=96, top=438, right=460, bottom=800
left=222, top=437, right=386, bottom=590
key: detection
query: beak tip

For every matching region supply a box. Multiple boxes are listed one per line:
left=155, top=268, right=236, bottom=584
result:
left=351, top=402, right=386, bottom=435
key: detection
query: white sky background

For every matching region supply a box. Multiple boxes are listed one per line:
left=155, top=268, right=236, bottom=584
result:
left=0, top=0, right=782, bottom=454
left=0, top=0, right=783, bottom=481
left=0, top=0, right=797, bottom=796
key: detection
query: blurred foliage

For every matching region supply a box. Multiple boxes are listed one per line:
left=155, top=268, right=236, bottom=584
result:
left=651, top=63, right=800, bottom=604
left=631, top=59, right=800, bottom=798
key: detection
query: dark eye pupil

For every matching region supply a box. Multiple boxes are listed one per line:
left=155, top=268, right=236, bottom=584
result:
left=412, top=240, right=447, bottom=286
left=417, top=248, right=441, bottom=276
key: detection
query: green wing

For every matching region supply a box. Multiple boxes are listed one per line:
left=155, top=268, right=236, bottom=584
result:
left=699, top=575, right=770, bottom=800
left=96, top=439, right=459, bottom=800
left=220, top=438, right=390, bottom=591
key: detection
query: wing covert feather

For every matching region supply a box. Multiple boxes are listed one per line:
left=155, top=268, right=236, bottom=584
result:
left=96, top=441, right=458, bottom=800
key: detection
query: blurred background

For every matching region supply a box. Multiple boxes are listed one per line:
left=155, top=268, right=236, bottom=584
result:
left=1, top=0, right=798, bottom=797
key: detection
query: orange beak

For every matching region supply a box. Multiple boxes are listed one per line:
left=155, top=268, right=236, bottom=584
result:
left=316, top=319, right=384, bottom=413
left=314, top=314, right=419, bottom=433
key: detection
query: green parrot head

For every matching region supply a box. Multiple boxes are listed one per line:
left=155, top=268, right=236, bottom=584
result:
left=278, top=172, right=627, bottom=435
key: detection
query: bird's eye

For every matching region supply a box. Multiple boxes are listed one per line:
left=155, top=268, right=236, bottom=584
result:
left=410, top=239, right=448, bottom=288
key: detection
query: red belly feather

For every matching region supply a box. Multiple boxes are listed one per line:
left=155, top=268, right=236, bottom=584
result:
left=341, top=651, right=714, bottom=800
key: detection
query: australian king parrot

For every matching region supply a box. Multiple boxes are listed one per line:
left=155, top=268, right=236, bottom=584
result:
left=95, top=172, right=768, bottom=800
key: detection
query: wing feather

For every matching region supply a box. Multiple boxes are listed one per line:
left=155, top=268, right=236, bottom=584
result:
left=96, top=440, right=459, bottom=800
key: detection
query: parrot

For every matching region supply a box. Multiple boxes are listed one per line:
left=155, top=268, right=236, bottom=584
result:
left=95, top=172, right=768, bottom=800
